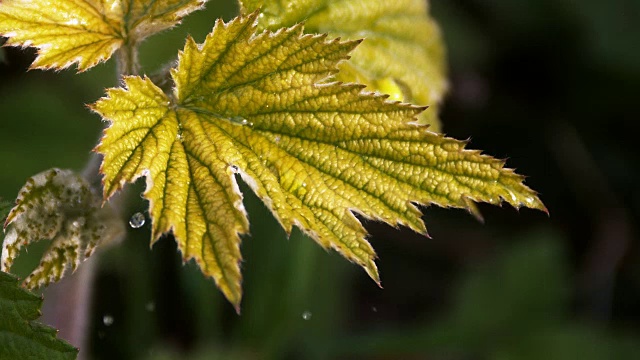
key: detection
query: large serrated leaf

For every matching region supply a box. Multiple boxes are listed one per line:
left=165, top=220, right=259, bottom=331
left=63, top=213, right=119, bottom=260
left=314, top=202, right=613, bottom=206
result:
left=93, top=13, right=544, bottom=310
left=0, top=271, right=78, bottom=360
left=0, top=0, right=207, bottom=71
left=240, top=0, right=447, bottom=131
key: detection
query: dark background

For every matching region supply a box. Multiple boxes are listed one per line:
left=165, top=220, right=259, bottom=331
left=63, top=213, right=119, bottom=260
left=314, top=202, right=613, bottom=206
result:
left=1, top=0, right=639, bottom=359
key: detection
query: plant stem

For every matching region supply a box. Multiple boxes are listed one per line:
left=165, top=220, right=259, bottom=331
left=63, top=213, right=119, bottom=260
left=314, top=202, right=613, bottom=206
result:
left=41, top=41, right=140, bottom=358
left=41, top=255, right=98, bottom=359
left=116, top=42, right=140, bottom=76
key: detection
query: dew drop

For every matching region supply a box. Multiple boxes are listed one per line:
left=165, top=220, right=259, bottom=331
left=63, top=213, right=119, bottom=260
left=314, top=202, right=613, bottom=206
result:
left=230, top=116, right=252, bottom=126
left=129, top=212, right=145, bottom=228
left=103, top=315, right=114, bottom=326
left=145, top=302, right=155, bottom=312
left=302, top=311, right=312, bottom=320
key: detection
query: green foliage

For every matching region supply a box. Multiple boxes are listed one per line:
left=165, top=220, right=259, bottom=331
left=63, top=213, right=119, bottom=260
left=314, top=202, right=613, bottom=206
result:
left=0, top=271, right=77, bottom=360
left=1, top=0, right=543, bottom=311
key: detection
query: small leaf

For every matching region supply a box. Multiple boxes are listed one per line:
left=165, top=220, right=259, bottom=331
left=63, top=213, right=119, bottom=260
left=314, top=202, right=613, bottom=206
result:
left=2, top=169, right=124, bottom=289
left=93, top=13, right=544, bottom=309
left=0, top=0, right=207, bottom=71
left=0, top=271, right=77, bottom=359
left=239, top=0, right=447, bottom=131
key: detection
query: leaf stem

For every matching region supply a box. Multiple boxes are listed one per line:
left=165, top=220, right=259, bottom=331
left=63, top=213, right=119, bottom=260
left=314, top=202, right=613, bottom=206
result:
left=115, top=42, right=140, bottom=76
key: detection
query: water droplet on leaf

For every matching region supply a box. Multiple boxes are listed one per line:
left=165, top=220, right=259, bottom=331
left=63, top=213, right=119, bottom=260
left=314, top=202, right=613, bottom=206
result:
left=129, top=212, right=145, bottom=228
left=229, top=116, right=252, bottom=127
left=103, top=315, right=114, bottom=326
left=302, top=311, right=312, bottom=320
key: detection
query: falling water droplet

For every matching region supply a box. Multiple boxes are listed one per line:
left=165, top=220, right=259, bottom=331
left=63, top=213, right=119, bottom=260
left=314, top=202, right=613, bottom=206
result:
left=129, top=212, right=145, bottom=228
left=371, top=306, right=378, bottom=313
left=145, top=302, right=155, bottom=312
left=103, top=315, right=114, bottom=326
left=302, top=311, right=312, bottom=320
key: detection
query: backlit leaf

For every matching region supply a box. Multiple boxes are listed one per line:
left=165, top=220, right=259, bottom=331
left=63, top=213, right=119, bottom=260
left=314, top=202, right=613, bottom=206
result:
left=239, top=0, right=447, bottom=131
left=0, top=271, right=77, bottom=359
left=93, top=13, right=544, bottom=309
left=2, top=169, right=124, bottom=289
left=0, top=0, right=207, bottom=71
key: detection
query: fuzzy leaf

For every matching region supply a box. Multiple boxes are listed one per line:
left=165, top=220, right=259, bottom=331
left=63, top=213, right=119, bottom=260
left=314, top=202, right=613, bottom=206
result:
left=2, top=169, right=124, bottom=289
left=0, top=271, right=77, bottom=359
left=0, top=0, right=207, bottom=71
left=239, top=0, right=447, bottom=131
left=93, top=13, right=544, bottom=309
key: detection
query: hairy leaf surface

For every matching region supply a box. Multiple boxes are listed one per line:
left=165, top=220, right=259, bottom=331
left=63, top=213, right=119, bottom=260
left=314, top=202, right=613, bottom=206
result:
left=240, top=0, right=447, bottom=131
left=0, top=0, right=207, bottom=71
left=94, top=13, right=544, bottom=309
left=0, top=271, right=77, bottom=359
left=2, top=169, right=124, bottom=289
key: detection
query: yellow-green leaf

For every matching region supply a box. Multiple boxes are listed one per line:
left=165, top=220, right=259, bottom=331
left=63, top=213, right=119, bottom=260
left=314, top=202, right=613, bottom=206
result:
left=239, top=0, right=447, bottom=131
left=93, top=13, right=544, bottom=309
left=0, top=0, right=207, bottom=71
left=2, top=169, right=124, bottom=289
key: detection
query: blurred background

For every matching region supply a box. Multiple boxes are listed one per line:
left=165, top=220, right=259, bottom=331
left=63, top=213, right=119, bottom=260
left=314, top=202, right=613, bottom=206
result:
left=1, top=0, right=640, bottom=359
